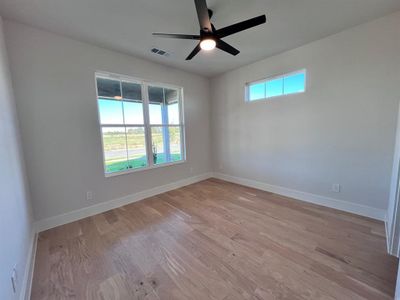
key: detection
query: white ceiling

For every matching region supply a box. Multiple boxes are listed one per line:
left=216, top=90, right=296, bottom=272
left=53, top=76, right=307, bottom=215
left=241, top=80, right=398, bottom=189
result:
left=1, top=0, right=400, bottom=77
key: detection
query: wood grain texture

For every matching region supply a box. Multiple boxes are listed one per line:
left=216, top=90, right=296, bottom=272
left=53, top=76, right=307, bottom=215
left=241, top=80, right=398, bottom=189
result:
left=31, top=179, right=398, bottom=299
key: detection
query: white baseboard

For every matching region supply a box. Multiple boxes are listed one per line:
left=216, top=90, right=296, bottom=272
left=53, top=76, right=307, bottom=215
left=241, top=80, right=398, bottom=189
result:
left=20, top=229, right=37, bottom=300
left=34, top=171, right=386, bottom=232
left=214, top=172, right=386, bottom=221
left=34, top=172, right=213, bottom=232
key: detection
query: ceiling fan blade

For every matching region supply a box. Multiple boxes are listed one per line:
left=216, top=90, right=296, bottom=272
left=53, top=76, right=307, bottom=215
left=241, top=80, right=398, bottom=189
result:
left=194, top=0, right=212, bottom=32
left=216, top=40, right=240, bottom=56
left=152, top=33, right=200, bottom=40
left=216, top=15, right=266, bottom=38
left=186, top=44, right=201, bottom=60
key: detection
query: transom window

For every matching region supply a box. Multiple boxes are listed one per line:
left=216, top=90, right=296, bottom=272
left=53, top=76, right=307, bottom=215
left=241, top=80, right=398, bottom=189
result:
left=95, top=72, right=185, bottom=176
left=246, top=69, right=306, bottom=102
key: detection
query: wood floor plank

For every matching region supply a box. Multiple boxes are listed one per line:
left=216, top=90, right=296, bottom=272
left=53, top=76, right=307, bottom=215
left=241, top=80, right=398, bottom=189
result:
left=31, top=179, right=398, bottom=299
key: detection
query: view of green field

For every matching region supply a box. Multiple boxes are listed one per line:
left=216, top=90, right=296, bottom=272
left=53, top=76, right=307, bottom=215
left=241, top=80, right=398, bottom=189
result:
left=102, top=126, right=182, bottom=173
left=105, top=153, right=182, bottom=173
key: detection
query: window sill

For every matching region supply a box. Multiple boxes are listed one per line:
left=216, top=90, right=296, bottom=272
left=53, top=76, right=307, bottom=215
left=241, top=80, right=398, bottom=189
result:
left=104, top=159, right=186, bottom=178
left=246, top=90, right=306, bottom=103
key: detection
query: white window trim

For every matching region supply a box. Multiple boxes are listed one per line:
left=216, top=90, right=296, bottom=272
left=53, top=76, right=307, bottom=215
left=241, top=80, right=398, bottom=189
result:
left=245, top=69, right=307, bottom=103
left=95, top=71, right=186, bottom=177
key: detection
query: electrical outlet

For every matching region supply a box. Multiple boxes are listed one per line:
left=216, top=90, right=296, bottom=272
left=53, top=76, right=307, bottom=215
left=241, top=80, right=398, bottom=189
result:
left=332, top=184, right=341, bottom=193
left=86, top=191, right=93, bottom=201
left=11, top=265, right=17, bottom=294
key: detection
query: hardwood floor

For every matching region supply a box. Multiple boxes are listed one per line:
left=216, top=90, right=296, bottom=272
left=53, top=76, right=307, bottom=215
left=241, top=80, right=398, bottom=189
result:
left=31, top=179, right=398, bottom=299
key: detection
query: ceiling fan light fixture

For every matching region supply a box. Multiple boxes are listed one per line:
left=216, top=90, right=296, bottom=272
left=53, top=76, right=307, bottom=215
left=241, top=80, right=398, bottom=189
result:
left=200, top=38, right=216, bottom=51
left=152, top=0, right=266, bottom=60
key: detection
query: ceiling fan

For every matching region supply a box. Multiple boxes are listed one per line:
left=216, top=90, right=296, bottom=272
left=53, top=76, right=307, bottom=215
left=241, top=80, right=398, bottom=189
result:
left=152, top=0, right=266, bottom=60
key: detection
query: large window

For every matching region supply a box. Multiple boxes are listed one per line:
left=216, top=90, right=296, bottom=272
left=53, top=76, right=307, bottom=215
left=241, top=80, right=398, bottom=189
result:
left=96, top=73, right=185, bottom=176
left=246, top=69, right=306, bottom=102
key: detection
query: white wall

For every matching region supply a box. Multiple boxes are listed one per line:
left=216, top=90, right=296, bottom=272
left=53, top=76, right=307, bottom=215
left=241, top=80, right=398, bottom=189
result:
left=211, top=12, right=400, bottom=215
left=387, top=104, right=400, bottom=255
left=0, top=17, right=33, bottom=300
left=3, top=20, right=211, bottom=222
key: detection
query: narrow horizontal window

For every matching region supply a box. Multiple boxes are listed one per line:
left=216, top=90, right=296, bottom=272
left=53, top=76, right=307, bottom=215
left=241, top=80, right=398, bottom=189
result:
left=284, top=72, right=306, bottom=95
left=248, top=82, right=265, bottom=101
left=266, top=77, right=283, bottom=98
left=246, top=69, right=306, bottom=102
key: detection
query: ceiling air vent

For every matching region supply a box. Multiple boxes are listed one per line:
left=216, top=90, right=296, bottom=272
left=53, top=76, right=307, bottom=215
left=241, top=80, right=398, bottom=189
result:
left=151, top=48, right=170, bottom=57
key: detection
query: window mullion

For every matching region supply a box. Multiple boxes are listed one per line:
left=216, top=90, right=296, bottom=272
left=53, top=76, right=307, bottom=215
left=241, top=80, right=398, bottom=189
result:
left=119, top=81, right=129, bottom=167
left=264, top=82, right=267, bottom=99
left=142, top=83, right=153, bottom=166
left=177, top=89, right=185, bottom=161
left=282, top=76, right=285, bottom=95
left=161, top=88, right=171, bottom=162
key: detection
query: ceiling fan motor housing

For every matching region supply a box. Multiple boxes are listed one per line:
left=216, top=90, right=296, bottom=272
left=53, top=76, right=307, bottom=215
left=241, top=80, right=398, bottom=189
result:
left=200, top=30, right=215, bottom=40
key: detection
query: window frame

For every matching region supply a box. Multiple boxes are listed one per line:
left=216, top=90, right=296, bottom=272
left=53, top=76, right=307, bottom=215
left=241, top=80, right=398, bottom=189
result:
left=245, top=69, right=307, bottom=103
left=95, top=71, right=186, bottom=177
